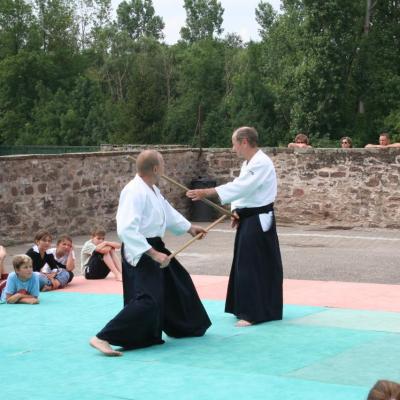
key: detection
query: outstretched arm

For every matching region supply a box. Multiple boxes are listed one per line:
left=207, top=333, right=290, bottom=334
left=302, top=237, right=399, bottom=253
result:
left=186, top=188, right=217, bottom=201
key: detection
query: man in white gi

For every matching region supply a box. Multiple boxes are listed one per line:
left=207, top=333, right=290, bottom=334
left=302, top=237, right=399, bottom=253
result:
left=187, top=126, right=283, bottom=327
left=90, top=150, right=211, bottom=356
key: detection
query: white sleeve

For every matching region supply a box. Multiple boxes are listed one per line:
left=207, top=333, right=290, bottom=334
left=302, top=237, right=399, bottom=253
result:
left=82, top=241, right=96, bottom=256
left=116, top=188, right=152, bottom=262
left=163, top=197, right=191, bottom=235
left=80, top=241, right=96, bottom=269
left=215, top=161, right=272, bottom=205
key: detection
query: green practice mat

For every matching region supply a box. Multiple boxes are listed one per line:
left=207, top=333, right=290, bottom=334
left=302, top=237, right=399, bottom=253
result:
left=1, top=292, right=400, bottom=400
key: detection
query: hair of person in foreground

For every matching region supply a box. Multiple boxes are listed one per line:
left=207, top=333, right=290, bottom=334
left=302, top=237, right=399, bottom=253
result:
left=367, top=380, right=400, bottom=400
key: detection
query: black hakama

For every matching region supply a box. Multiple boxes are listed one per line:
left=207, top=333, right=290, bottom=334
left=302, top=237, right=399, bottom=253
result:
left=225, top=205, right=283, bottom=323
left=96, top=238, right=211, bottom=349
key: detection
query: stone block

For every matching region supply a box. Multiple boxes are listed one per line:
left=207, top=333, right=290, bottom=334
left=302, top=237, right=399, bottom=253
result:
left=38, top=183, right=47, bottom=194
left=330, top=171, right=346, bottom=178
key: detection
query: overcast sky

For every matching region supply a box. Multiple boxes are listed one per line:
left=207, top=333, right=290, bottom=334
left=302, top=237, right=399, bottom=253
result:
left=111, top=0, right=282, bottom=44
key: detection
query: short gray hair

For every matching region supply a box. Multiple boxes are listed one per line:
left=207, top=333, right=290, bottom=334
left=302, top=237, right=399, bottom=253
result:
left=233, top=127, right=259, bottom=147
left=136, top=150, right=162, bottom=175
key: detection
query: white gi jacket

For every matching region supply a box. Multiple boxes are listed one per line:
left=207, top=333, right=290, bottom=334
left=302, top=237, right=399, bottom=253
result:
left=215, top=149, right=277, bottom=231
left=116, top=175, right=191, bottom=266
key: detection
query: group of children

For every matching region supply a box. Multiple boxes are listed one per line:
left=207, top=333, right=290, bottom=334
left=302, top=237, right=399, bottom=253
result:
left=0, top=227, right=122, bottom=304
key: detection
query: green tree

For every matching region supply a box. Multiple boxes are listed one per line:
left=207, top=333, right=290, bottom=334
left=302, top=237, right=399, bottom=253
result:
left=108, top=38, right=169, bottom=144
left=255, top=1, right=277, bottom=40
left=0, top=0, right=39, bottom=59
left=34, top=0, right=78, bottom=53
left=165, top=39, right=225, bottom=146
left=258, top=0, right=366, bottom=144
left=18, top=76, right=115, bottom=145
left=352, top=0, right=400, bottom=143
left=73, top=0, right=112, bottom=50
left=0, top=51, right=57, bottom=144
left=116, top=0, right=164, bottom=41
left=180, top=0, right=224, bottom=43
left=219, top=41, right=277, bottom=146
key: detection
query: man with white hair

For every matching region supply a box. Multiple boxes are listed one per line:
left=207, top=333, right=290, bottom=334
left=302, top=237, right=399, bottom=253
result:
left=187, top=127, right=283, bottom=327
left=90, top=150, right=211, bottom=356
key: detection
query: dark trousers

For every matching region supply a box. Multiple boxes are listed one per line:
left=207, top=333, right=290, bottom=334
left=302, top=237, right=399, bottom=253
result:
left=225, top=211, right=283, bottom=323
left=84, top=252, right=110, bottom=280
left=96, top=238, right=211, bottom=349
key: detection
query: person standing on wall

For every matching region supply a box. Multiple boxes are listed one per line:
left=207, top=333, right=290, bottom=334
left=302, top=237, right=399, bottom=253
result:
left=187, top=126, right=283, bottom=327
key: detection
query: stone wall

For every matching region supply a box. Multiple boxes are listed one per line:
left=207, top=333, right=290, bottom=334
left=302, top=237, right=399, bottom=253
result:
left=202, top=147, right=400, bottom=229
left=1, top=147, right=399, bottom=245
left=0, top=150, right=202, bottom=245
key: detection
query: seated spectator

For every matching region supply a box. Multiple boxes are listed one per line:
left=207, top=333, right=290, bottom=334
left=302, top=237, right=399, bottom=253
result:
left=0, top=245, right=7, bottom=280
left=48, top=234, right=75, bottom=284
left=0, top=255, right=40, bottom=304
left=288, top=133, right=312, bottom=148
left=367, top=380, right=400, bottom=400
left=340, top=136, right=353, bottom=148
left=81, top=227, right=122, bottom=281
left=365, top=132, right=400, bottom=148
left=26, top=230, right=71, bottom=291
left=0, top=245, right=8, bottom=296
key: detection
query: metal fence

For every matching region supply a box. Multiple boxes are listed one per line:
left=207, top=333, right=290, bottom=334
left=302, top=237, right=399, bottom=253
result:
left=0, top=145, right=101, bottom=156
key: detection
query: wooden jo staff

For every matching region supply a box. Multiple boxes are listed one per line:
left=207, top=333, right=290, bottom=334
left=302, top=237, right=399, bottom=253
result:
left=127, top=155, right=234, bottom=218
left=162, top=215, right=227, bottom=267
left=126, top=155, right=232, bottom=265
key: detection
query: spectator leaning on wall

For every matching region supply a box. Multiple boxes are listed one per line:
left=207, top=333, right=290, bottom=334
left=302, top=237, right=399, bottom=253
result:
left=365, top=132, right=400, bottom=148
left=288, top=133, right=313, bottom=149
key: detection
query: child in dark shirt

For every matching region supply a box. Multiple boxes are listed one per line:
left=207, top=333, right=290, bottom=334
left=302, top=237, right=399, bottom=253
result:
left=48, top=234, right=75, bottom=283
left=26, top=230, right=70, bottom=291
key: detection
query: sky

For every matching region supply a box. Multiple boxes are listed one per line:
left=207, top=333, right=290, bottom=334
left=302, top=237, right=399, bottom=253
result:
left=111, top=0, right=282, bottom=44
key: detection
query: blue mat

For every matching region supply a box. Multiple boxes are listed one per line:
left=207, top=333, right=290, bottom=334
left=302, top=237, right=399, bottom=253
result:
left=2, top=292, right=399, bottom=399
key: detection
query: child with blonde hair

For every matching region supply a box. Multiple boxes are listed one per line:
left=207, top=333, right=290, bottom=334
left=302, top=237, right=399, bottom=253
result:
left=0, top=255, right=40, bottom=304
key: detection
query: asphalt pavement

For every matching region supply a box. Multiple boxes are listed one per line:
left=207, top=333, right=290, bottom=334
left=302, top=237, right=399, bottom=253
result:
left=2, top=222, right=399, bottom=284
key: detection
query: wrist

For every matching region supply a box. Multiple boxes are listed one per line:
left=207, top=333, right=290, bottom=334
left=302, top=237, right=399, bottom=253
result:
left=146, top=248, right=156, bottom=257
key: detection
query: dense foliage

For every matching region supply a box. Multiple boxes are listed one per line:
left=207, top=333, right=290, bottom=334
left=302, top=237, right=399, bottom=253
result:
left=1, top=0, right=400, bottom=147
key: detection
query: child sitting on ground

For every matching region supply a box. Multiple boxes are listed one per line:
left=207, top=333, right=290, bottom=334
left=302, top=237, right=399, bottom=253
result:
left=0, top=255, right=40, bottom=304
left=26, top=230, right=71, bottom=291
left=0, top=245, right=8, bottom=280
left=48, top=234, right=75, bottom=284
left=81, top=227, right=122, bottom=281
left=0, top=245, right=9, bottom=295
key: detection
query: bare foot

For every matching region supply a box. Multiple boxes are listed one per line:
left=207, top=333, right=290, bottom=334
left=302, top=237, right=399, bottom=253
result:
left=236, top=319, right=252, bottom=327
left=89, top=337, right=123, bottom=356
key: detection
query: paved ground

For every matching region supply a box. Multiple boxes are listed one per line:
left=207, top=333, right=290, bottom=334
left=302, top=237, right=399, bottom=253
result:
left=2, top=222, right=400, bottom=400
left=3, top=222, right=400, bottom=284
